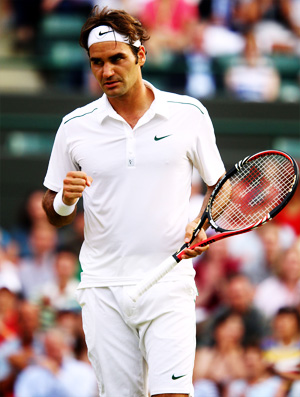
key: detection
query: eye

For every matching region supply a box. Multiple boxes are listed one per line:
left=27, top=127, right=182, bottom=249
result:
left=91, top=59, right=103, bottom=66
left=111, top=54, right=125, bottom=63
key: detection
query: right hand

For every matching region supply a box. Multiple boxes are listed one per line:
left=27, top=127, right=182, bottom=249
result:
left=62, top=171, right=93, bottom=205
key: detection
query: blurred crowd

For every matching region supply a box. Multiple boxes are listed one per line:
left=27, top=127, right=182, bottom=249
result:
left=0, top=172, right=299, bottom=396
left=0, top=0, right=299, bottom=100
left=190, top=172, right=300, bottom=397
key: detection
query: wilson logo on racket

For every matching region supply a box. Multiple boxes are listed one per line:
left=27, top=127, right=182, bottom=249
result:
left=128, top=150, right=299, bottom=302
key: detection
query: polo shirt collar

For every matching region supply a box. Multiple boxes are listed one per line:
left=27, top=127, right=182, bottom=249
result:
left=97, top=80, right=170, bottom=124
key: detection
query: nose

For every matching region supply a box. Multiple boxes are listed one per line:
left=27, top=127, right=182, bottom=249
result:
left=102, top=62, right=114, bottom=79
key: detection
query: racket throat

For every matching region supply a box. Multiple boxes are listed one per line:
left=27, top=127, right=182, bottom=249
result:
left=173, top=241, right=190, bottom=262
left=172, top=252, right=182, bottom=263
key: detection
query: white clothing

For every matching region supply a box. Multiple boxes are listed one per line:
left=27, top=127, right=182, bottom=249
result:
left=254, top=276, right=300, bottom=319
left=227, top=376, right=282, bottom=397
left=226, top=58, right=278, bottom=102
left=44, top=81, right=225, bottom=287
left=19, top=255, right=56, bottom=300
left=14, top=358, right=97, bottom=397
left=0, top=260, right=22, bottom=293
left=40, top=279, right=80, bottom=311
left=76, top=279, right=197, bottom=396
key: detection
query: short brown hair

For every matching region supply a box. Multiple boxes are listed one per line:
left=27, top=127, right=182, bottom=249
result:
left=79, top=6, right=150, bottom=54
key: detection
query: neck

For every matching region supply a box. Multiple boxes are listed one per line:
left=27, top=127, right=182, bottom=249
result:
left=248, top=372, right=268, bottom=385
left=284, top=278, right=298, bottom=290
left=108, top=81, right=154, bottom=128
left=281, top=335, right=295, bottom=345
left=58, top=278, right=68, bottom=291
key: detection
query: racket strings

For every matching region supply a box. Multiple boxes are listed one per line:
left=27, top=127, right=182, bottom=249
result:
left=211, top=154, right=295, bottom=230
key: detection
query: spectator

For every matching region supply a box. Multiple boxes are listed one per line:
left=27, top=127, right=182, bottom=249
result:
left=41, top=0, right=93, bottom=15
left=138, top=0, right=199, bottom=91
left=185, top=21, right=217, bottom=98
left=253, top=0, right=299, bottom=54
left=56, top=310, right=89, bottom=363
left=198, top=273, right=268, bottom=347
left=14, top=328, right=98, bottom=397
left=56, top=208, right=85, bottom=259
left=0, top=301, right=43, bottom=397
left=0, top=286, right=19, bottom=346
left=254, top=239, right=300, bottom=319
left=225, top=342, right=287, bottom=397
left=194, top=238, right=240, bottom=319
left=18, top=221, right=58, bottom=300
left=10, top=0, right=42, bottom=53
left=0, top=234, right=22, bottom=299
left=35, top=249, right=80, bottom=312
left=210, top=0, right=262, bottom=31
left=139, top=0, right=199, bottom=57
left=224, top=29, right=280, bottom=102
left=274, top=177, right=300, bottom=236
left=194, top=311, right=247, bottom=396
left=279, top=0, right=300, bottom=37
left=290, top=380, right=300, bottom=397
left=261, top=307, right=300, bottom=380
left=10, top=190, right=48, bottom=258
left=227, top=222, right=295, bottom=285
left=0, top=231, right=22, bottom=345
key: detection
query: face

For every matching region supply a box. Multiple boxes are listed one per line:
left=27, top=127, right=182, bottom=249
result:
left=89, top=41, right=146, bottom=99
left=227, top=277, right=253, bottom=312
left=215, top=315, right=244, bottom=344
left=280, top=246, right=300, bottom=281
left=244, top=347, right=265, bottom=378
left=274, top=313, right=300, bottom=340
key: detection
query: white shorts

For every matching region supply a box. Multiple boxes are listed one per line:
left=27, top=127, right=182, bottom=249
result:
left=76, top=278, right=197, bottom=397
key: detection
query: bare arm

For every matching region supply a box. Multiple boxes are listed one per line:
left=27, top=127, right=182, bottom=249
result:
left=42, top=189, right=77, bottom=228
left=42, top=171, right=93, bottom=228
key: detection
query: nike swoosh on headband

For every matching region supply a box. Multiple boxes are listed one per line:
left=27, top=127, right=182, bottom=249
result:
left=88, top=25, right=141, bottom=48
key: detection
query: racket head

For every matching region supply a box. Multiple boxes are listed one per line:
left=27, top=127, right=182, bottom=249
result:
left=207, top=150, right=299, bottom=233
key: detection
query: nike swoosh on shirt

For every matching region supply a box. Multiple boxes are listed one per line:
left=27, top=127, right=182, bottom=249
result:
left=172, top=374, right=187, bottom=380
left=154, top=134, right=172, bottom=141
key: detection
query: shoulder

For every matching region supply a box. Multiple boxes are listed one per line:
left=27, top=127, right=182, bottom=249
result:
left=256, top=277, right=281, bottom=291
left=261, top=336, right=277, bottom=350
left=163, top=91, right=208, bottom=116
left=62, top=98, right=102, bottom=125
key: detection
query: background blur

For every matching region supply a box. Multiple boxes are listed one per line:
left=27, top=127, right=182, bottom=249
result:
left=0, top=1, right=300, bottom=397
left=1, top=0, right=299, bottom=228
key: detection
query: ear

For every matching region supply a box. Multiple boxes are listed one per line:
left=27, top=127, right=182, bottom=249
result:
left=137, top=46, right=146, bottom=67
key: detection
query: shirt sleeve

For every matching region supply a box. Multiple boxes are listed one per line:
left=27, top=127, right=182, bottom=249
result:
left=43, top=121, right=78, bottom=192
left=189, top=106, right=225, bottom=187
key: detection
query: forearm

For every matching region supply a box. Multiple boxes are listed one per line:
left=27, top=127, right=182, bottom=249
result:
left=42, top=189, right=77, bottom=228
left=195, top=175, right=224, bottom=230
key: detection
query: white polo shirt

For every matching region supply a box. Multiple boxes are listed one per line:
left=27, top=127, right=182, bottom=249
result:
left=44, top=81, right=225, bottom=288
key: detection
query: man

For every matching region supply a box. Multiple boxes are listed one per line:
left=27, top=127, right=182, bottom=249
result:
left=226, top=343, right=286, bottom=397
left=0, top=301, right=43, bottom=396
left=197, top=273, right=268, bottom=347
left=14, top=328, right=97, bottom=397
left=42, top=7, right=225, bottom=397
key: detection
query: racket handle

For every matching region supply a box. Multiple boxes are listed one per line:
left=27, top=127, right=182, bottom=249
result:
left=128, top=255, right=178, bottom=302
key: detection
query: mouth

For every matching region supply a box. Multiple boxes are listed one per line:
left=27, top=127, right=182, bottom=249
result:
left=103, top=80, right=120, bottom=89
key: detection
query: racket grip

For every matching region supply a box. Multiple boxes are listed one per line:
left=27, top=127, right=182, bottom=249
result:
left=127, top=255, right=178, bottom=302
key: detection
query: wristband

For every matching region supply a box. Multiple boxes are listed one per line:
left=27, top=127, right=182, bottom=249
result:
left=53, top=189, right=79, bottom=216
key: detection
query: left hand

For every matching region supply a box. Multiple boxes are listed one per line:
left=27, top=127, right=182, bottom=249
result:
left=180, top=219, right=209, bottom=259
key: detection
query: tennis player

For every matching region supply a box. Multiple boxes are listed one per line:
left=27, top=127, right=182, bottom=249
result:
left=42, top=7, right=225, bottom=397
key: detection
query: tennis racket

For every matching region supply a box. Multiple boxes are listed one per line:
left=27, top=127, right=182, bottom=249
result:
left=128, top=150, right=299, bottom=302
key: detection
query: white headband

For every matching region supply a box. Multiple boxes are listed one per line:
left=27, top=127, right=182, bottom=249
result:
left=88, top=25, right=141, bottom=49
